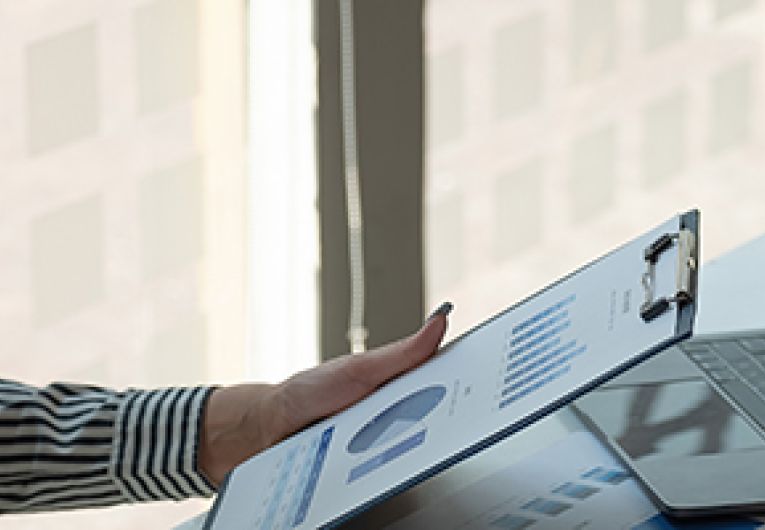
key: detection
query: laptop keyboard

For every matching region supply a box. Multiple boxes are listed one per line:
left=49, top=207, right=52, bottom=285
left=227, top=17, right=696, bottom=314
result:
left=680, top=335, right=765, bottom=429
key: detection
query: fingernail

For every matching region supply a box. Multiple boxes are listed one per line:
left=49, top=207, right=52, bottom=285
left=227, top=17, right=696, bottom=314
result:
left=427, top=301, right=454, bottom=322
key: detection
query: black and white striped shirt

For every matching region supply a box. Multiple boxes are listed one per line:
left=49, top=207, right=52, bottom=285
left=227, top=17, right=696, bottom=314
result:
left=0, top=379, right=216, bottom=513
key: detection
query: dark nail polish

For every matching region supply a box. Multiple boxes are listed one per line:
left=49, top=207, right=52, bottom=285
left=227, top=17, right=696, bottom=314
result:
left=427, top=301, right=454, bottom=321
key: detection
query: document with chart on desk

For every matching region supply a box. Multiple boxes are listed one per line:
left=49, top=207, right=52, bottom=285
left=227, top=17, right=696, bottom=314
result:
left=203, top=211, right=700, bottom=530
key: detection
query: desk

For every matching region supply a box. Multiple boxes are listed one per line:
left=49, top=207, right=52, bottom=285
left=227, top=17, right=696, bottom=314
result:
left=179, top=234, right=765, bottom=530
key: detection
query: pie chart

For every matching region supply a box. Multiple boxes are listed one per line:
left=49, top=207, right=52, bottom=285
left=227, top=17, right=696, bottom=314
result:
left=346, top=385, right=447, bottom=455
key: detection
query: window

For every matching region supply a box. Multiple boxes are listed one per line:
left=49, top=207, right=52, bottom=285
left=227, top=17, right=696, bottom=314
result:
left=425, top=1, right=765, bottom=342
left=0, top=0, right=247, bottom=526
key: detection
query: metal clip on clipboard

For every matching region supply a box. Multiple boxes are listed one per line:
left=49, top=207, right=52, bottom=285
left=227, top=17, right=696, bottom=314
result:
left=640, top=229, right=697, bottom=322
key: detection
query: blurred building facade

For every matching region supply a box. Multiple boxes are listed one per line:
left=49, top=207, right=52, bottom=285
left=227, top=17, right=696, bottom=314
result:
left=0, top=0, right=246, bottom=527
left=425, top=0, right=765, bottom=339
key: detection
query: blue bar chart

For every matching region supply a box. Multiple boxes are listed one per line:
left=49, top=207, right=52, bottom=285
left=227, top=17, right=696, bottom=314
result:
left=499, top=294, right=586, bottom=409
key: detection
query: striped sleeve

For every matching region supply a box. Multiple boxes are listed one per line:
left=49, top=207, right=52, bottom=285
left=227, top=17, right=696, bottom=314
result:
left=0, top=379, right=216, bottom=514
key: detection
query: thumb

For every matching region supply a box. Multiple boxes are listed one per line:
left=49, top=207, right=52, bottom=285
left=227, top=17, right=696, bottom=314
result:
left=275, top=303, right=454, bottom=431
left=359, top=302, right=453, bottom=383
left=406, top=302, right=454, bottom=366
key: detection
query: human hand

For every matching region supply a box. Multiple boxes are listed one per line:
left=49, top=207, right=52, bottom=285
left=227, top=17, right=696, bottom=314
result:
left=198, top=303, right=452, bottom=486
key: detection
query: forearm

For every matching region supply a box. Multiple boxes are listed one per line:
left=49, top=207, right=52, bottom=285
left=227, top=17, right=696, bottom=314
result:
left=0, top=379, right=216, bottom=514
left=197, top=383, right=285, bottom=486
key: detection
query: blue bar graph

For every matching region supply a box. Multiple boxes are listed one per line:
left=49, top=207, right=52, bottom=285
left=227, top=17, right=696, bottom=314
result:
left=499, top=293, right=586, bottom=410
left=580, top=466, right=630, bottom=485
left=512, top=294, right=576, bottom=335
left=507, top=321, right=572, bottom=360
left=505, top=340, right=576, bottom=376
left=507, top=337, right=562, bottom=371
left=510, top=310, right=570, bottom=347
left=499, top=365, right=571, bottom=409
left=505, top=340, right=578, bottom=383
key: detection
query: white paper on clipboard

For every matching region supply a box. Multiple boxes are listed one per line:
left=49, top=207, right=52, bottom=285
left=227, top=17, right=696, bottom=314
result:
left=204, top=211, right=699, bottom=530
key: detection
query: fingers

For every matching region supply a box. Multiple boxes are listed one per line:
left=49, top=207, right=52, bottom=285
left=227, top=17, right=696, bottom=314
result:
left=274, top=304, right=454, bottom=439
left=427, top=301, right=454, bottom=322
left=348, top=303, right=453, bottom=389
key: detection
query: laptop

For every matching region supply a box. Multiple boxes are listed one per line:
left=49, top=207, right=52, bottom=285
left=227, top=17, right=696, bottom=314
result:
left=573, top=329, right=765, bottom=517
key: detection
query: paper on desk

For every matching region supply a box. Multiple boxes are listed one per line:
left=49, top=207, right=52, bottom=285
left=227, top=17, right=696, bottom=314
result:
left=385, top=431, right=765, bottom=530
left=176, top=431, right=764, bottom=530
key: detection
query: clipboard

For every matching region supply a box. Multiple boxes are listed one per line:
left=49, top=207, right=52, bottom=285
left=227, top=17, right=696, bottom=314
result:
left=203, top=210, right=700, bottom=530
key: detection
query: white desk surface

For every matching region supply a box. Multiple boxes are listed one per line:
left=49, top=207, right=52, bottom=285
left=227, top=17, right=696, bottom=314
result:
left=177, top=234, right=765, bottom=530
